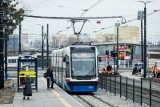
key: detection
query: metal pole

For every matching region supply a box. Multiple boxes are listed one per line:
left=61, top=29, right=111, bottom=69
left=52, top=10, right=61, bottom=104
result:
left=115, top=23, right=120, bottom=72
left=143, top=4, right=147, bottom=78
left=0, top=4, right=4, bottom=89
left=150, top=80, right=152, bottom=107
left=120, top=75, right=122, bottom=97
left=14, top=35, right=15, bottom=55
left=109, top=75, right=111, bottom=93
left=115, top=75, right=116, bottom=95
left=41, top=26, right=44, bottom=69
left=114, top=56, right=115, bottom=73
left=126, top=77, right=128, bottom=100
left=141, top=19, right=144, bottom=62
left=106, top=76, right=107, bottom=92
left=77, top=33, right=80, bottom=43
left=102, top=76, right=104, bottom=89
left=116, top=25, right=119, bottom=70
left=19, top=16, right=21, bottom=56
left=141, top=78, right=143, bottom=105
left=4, top=32, right=7, bottom=80
left=0, top=35, right=4, bottom=88
left=138, top=1, right=152, bottom=79
left=46, top=24, right=49, bottom=68
left=133, top=78, right=135, bottom=102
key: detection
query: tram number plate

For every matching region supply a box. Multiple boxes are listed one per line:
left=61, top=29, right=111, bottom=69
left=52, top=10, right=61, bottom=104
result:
left=89, top=86, right=94, bottom=89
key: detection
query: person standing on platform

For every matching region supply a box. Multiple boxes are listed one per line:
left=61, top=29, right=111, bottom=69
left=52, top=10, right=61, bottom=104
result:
left=46, top=66, right=54, bottom=89
left=23, top=74, right=32, bottom=100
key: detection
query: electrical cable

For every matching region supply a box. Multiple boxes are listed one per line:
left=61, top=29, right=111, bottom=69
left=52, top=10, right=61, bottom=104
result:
left=91, top=9, right=160, bottom=34
left=56, top=0, right=104, bottom=34
left=80, top=0, right=103, bottom=17
left=31, top=0, right=48, bottom=8
left=46, top=0, right=82, bottom=10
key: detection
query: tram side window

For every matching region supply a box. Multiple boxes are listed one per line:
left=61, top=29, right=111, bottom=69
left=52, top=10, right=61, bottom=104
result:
left=66, top=62, right=70, bottom=78
left=63, top=55, right=70, bottom=78
left=8, top=59, right=16, bottom=63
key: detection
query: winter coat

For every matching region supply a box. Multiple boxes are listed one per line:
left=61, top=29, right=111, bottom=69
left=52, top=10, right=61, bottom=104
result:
left=23, top=77, right=32, bottom=96
left=46, top=68, right=53, bottom=79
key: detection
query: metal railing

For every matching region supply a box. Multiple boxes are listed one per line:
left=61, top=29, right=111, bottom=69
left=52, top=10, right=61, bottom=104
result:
left=99, top=73, right=160, bottom=107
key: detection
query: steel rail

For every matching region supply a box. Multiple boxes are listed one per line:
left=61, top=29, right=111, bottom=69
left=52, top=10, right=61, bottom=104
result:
left=76, top=94, right=117, bottom=107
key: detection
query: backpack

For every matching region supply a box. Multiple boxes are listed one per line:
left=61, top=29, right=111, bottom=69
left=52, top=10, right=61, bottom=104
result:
left=44, top=72, right=47, bottom=78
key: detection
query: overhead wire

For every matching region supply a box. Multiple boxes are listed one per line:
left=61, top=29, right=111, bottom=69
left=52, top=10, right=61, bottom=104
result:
left=23, top=20, right=43, bottom=26
left=24, top=0, right=87, bottom=35
left=23, top=10, right=160, bottom=36
left=44, top=0, right=84, bottom=35
left=46, top=0, right=82, bottom=11
left=91, top=9, right=160, bottom=34
left=57, top=0, right=104, bottom=35
left=25, top=1, right=160, bottom=36
left=80, top=0, right=103, bottom=17
left=31, top=0, right=48, bottom=8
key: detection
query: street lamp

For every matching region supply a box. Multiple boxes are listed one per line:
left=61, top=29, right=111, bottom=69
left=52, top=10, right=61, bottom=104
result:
left=115, top=22, right=120, bottom=72
left=138, top=1, right=152, bottom=78
left=137, top=11, right=144, bottom=62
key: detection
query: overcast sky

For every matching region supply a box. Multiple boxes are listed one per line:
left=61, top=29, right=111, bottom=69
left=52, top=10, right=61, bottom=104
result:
left=15, top=0, right=160, bottom=39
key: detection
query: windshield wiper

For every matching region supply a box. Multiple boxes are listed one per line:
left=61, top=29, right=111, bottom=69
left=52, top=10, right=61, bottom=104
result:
left=84, top=68, right=95, bottom=77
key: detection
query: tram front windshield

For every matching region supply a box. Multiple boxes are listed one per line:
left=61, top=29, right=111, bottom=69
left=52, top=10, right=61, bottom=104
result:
left=71, top=47, right=96, bottom=78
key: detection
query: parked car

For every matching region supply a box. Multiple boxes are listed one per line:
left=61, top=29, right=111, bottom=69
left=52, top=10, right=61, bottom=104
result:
left=152, top=61, right=160, bottom=77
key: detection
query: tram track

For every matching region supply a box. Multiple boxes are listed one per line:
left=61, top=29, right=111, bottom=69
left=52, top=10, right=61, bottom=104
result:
left=92, top=95, right=117, bottom=107
left=74, top=94, right=117, bottom=107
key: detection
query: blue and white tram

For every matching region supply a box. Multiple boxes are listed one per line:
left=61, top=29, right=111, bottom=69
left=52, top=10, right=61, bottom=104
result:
left=51, top=45, right=99, bottom=92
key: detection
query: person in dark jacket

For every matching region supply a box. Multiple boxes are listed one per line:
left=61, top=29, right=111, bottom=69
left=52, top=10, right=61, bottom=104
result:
left=46, top=66, right=54, bottom=89
left=23, top=74, right=32, bottom=100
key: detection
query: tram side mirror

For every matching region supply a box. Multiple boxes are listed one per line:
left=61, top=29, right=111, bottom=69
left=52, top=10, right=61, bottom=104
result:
left=98, top=57, right=101, bottom=62
left=63, top=57, right=66, bottom=62
left=63, top=55, right=69, bottom=62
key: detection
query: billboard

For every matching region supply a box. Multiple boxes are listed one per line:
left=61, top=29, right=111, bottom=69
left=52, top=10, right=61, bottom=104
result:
left=114, top=26, right=140, bottom=44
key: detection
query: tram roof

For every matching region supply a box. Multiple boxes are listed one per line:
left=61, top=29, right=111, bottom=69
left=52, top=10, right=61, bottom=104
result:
left=92, top=42, right=141, bottom=46
left=52, top=44, right=96, bottom=51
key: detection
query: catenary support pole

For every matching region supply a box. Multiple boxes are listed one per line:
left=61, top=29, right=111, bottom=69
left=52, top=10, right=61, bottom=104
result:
left=141, top=19, right=144, bottom=62
left=0, top=5, right=4, bottom=89
left=46, top=24, right=49, bottom=68
left=143, top=5, right=147, bottom=78
left=19, top=16, right=21, bottom=56
left=42, top=26, right=44, bottom=69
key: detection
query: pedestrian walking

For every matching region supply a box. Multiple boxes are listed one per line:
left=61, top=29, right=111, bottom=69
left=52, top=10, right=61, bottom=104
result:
left=23, top=74, right=32, bottom=100
left=46, top=66, right=54, bottom=89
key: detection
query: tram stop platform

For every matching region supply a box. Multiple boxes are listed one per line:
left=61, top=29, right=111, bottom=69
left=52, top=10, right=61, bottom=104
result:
left=120, top=71, right=142, bottom=80
left=119, top=68, right=153, bottom=80
left=0, top=77, right=84, bottom=107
